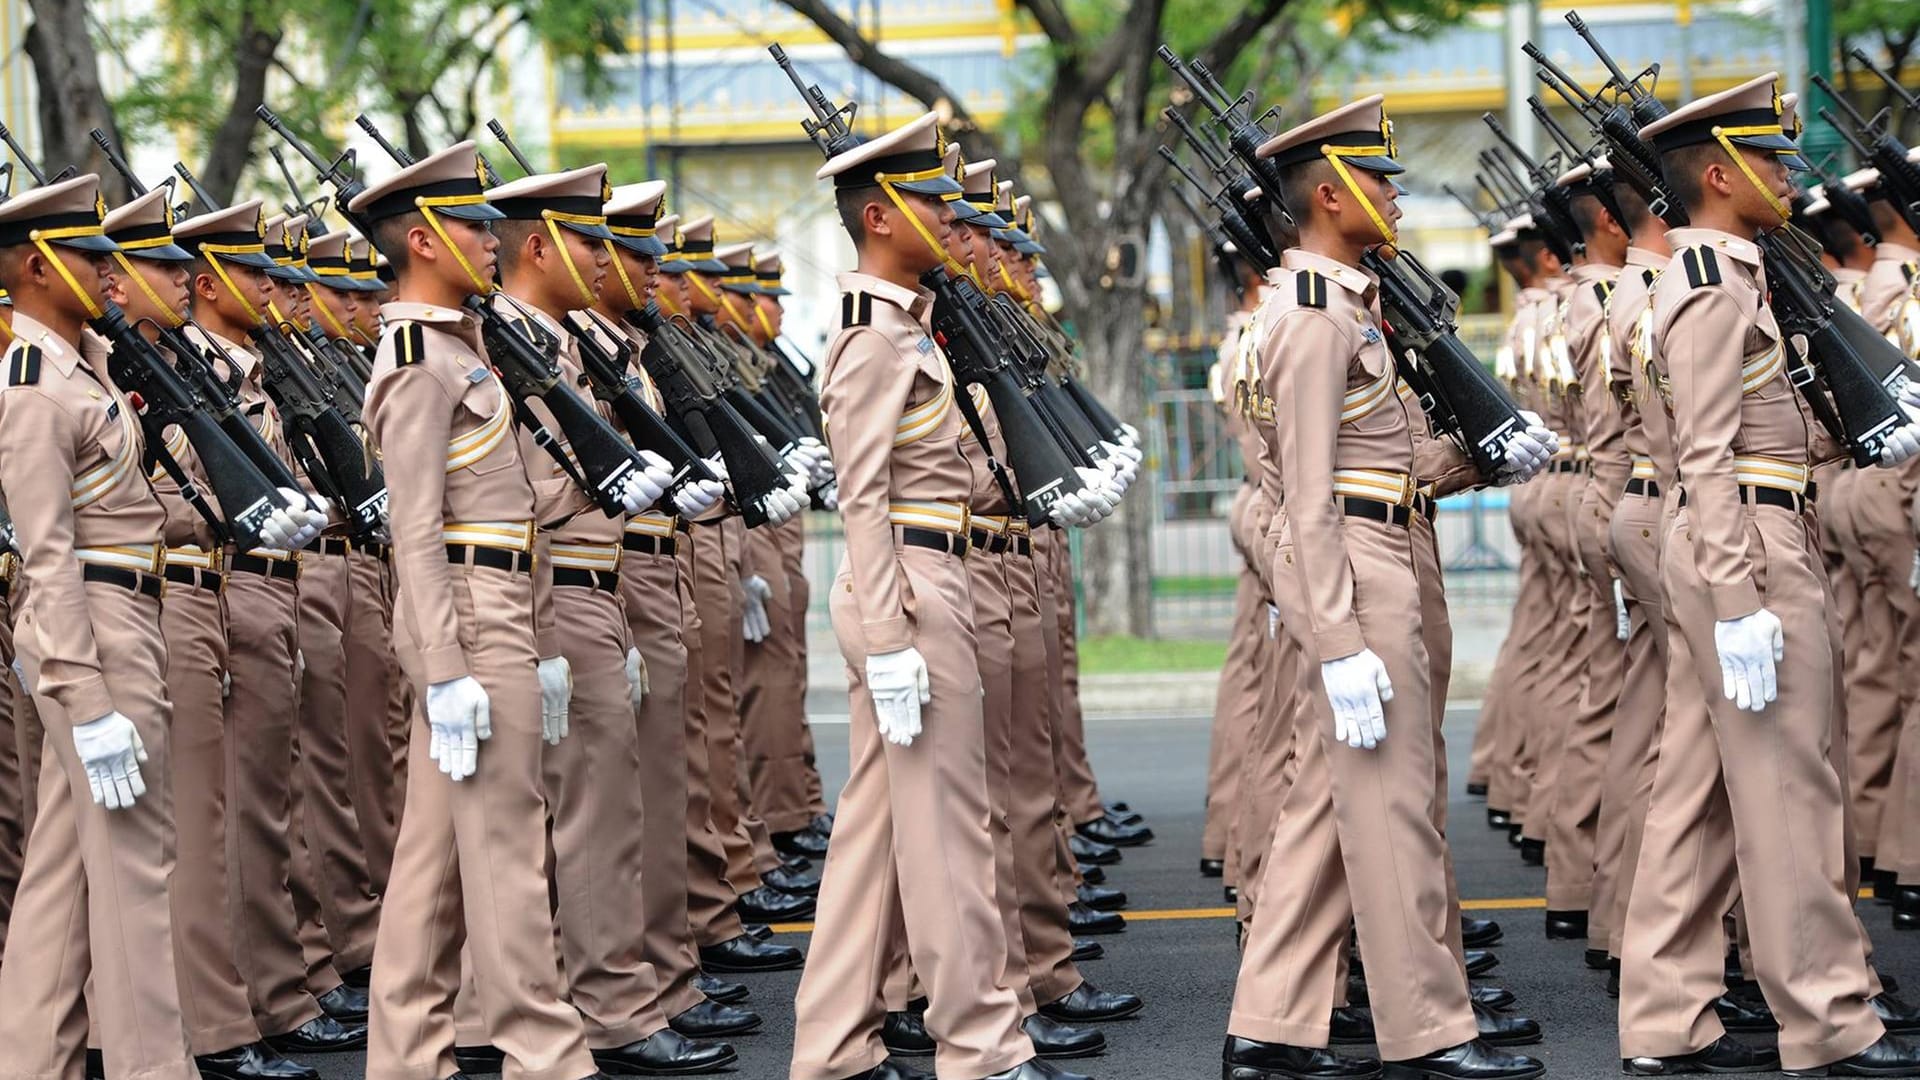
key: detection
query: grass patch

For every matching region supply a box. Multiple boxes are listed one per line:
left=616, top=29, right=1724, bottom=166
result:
left=1151, top=574, right=1237, bottom=598
left=1079, top=635, right=1228, bottom=673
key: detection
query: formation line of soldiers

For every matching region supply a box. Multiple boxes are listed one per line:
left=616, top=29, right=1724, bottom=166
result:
left=0, top=73, right=1149, bottom=1080
left=1194, top=15, right=1920, bottom=1080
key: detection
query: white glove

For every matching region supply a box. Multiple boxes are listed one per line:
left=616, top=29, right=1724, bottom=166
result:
left=617, top=451, right=675, bottom=514
left=1267, top=603, right=1279, bottom=640
left=295, top=649, right=306, bottom=684
left=672, top=475, right=727, bottom=519
left=72, top=711, right=148, bottom=810
left=1119, top=422, right=1141, bottom=447
left=1910, top=550, right=1920, bottom=597
left=1613, top=578, right=1631, bottom=641
left=275, top=487, right=329, bottom=540
left=818, top=480, right=839, bottom=511
left=793, top=437, right=835, bottom=485
left=1047, top=488, right=1096, bottom=528
left=758, top=485, right=804, bottom=526
left=705, top=454, right=730, bottom=482
left=536, top=656, right=572, bottom=745
left=741, top=575, right=773, bottom=643
left=865, top=646, right=931, bottom=747
left=1713, top=609, right=1784, bottom=713
left=624, top=645, right=648, bottom=709
left=1496, top=425, right=1553, bottom=484
left=1898, top=376, right=1920, bottom=412
left=1878, top=403, right=1920, bottom=468
left=1321, top=649, right=1393, bottom=750
left=221, top=668, right=231, bottom=699
left=9, top=657, right=26, bottom=692
left=425, top=675, right=492, bottom=780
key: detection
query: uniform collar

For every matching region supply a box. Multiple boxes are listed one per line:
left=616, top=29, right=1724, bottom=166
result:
left=1625, top=245, right=1667, bottom=269
left=1667, top=227, right=1761, bottom=270
left=1873, top=240, right=1920, bottom=266
left=6, top=313, right=82, bottom=377
left=837, top=271, right=932, bottom=322
left=380, top=300, right=475, bottom=328
left=1278, top=249, right=1375, bottom=296
left=491, top=291, right=564, bottom=338
left=1570, top=261, right=1620, bottom=283
left=200, top=327, right=260, bottom=384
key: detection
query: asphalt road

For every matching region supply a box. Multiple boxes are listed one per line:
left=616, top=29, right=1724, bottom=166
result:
left=309, top=708, right=1920, bottom=1080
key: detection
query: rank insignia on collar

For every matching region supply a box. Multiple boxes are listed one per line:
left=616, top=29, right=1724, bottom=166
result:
left=1360, top=326, right=1381, bottom=344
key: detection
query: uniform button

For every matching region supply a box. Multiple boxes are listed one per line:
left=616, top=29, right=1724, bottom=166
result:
left=1642, top=529, right=1650, bottom=538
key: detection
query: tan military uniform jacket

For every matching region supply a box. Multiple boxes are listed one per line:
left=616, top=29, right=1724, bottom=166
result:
left=1569, top=261, right=1629, bottom=506
left=1609, top=247, right=1673, bottom=489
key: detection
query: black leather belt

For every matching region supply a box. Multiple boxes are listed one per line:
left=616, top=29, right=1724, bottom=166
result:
left=1412, top=492, right=1437, bottom=521
left=230, top=553, right=299, bottom=580
left=1624, top=478, right=1660, bottom=498
left=446, top=544, right=531, bottom=574
left=901, top=527, right=969, bottom=557
left=0, top=580, right=9, bottom=601
left=968, top=529, right=1011, bottom=555
left=553, top=567, right=619, bottom=593
left=1339, top=496, right=1411, bottom=528
left=1011, top=536, right=1032, bottom=557
left=1677, top=485, right=1810, bottom=514
left=164, top=565, right=223, bottom=592
left=622, top=534, right=677, bottom=557
left=357, top=540, right=391, bottom=562
left=82, top=564, right=164, bottom=599
left=1548, top=460, right=1583, bottom=474
left=306, top=536, right=352, bottom=558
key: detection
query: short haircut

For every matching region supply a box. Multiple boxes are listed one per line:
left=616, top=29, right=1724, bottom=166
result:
left=1870, top=197, right=1906, bottom=237
left=1568, top=190, right=1608, bottom=240
left=835, top=186, right=880, bottom=247
left=370, top=212, right=419, bottom=276
left=1657, top=142, right=1723, bottom=214
left=0, top=244, right=32, bottom=291
left=1277, top=160, right=1334, bottom=225
left=1611, top=182, right=1656, bottom=235
left=1496, top=236, right=1546, bottom=279
left=1806, top=212, right=1862, bottom=261
left=491, top=218, right=540, bottom=274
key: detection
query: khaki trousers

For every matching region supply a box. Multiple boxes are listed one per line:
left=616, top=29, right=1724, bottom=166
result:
left=344, top=550, right=401, bottom=894
left=1047, top=541, right=1103, bottom=825
left=790, top=545, right=1034, bottom=1080
left=0, top=582, right=197, bottom=1080
left=1519, top=470, right=1592, bottom=838
left=1229, top=514, right=1475, bottom=1061
left=689, top=522, right=773, bottom=890
left=1205, top=487, right=1267, bottom=864
left=969, top=546, right=1041, bottom=1014
left=1618, top=504, right=1881, bottom=1070
left=543, top=580, right=670, bottom=1047
left=1032, top=531, right=1091, bottom=918
left=1548, top=483, right=1625, bottom=913
left=367, top=564, right=595, bottom=1080
left=782, top=520, right=828, bottom=822
left=1594, top=488, right=1669, bottom=957
left=741, top=520, right=816, bottom=835
left=676, top=534, right=747, bottom=947
left=1481, top=481, right=1548, bottom=811
left=296, top=552, right=380, bottom=972
left=1231, top=564, right=1307, bottom=926
left=619, top=547, right=706, bottom=1017
left=163, top=580, right=262, bottom=1053
left=224, top=568, right=327, bottom=1035
left=1410, top=511, right=1468, bottom=969
left=1843, top=467, right=1917, bottom=860
left=0, top=590, right=23, bottom=964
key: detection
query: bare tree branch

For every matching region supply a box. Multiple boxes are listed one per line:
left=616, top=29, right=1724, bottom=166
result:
left=1014, top=0, right=1079, bottom=51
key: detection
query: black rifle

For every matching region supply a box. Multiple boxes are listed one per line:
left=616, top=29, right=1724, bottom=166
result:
left=1482, top=115, right=1580, bottom=263
left=1816, top=53, right=1920, bottom=236
left=562, top=309, right=721, bottom=498
left=1805, top=153, right=1882, bottom=248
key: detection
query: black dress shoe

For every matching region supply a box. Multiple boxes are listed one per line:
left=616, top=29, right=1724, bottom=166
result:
left=1607, top=962, right=1620, bottom=999
left=1071, top=938, right=1105, bottom=962
left=1467, top=782, right=1489, bottom=797
left=736, top=885, right=815, bottom=922
left=1039, top=980, right=1144, bottom=1022
left=670, top=999, right=763, bottom=1037
left=1078, top=863, right=1106, bottom=885
left=883, top=1010, right=936, bottom=1056
left=1460, top=916, right=1503, bottom=948
left=1517, top=839, right=1544, bottom=867
left=978, top=1061, right=1092, bottom=1080
left=455, top=1045, right=505, bottom=1074
left=1873, top=993, right=1920, bottom=1034
left=1864, top=856, right=1879, bottom=882
left=1068, top=901, right=1125, bottom=935
left=1624, top=1035, right=1778, bottom=1075
left=810, top=812, right=835, bottom=835
left=1784, top=1032, right=1920, bottom=1076
left=1486, top=808, right=1510, bottom=829
left=1227, top=885, right=1240, bottom=904
left=1024, top=1014, right=1106, bottom=1058
left=195, top=1041, right=319, bottom=1080
left=846, top=1062, right=933, bottom=1080
left=1223, top=1035, right=1383, bottom=1079
left=1068, top=834, right=1121, bottom=865
left=1330, top=1006, right=1376, bottom=1045
left=1076, top=882, right=1127, bottom=911
left=1384, top=1038, right=1543, bottom=1080
left=1506, top=824, right=1523, bottom=847
left=340, top=964, right=372, bottom=989
left=1348, top=973, right=1370, bottom=1006
left=592, top=1029, right=738, bottom=1075
left=1472, top=1002, right=1541, bottom=1047
left=771, top=828, right=830, bottom=859
left=698, top=933, right=804, bottom=972
left=1106, top=800, right=1131, bottom=813
left=266, top=1015, right=367, bottom=1054
left=1713, top=991, right=1777, bottom=1033
left=1543, top=910, right=1586, bottom=940
left=1104, top=805, right=1145, bottom=828
left=1585, top=949, right=1612, bottom=970
left=746, top=923, right=774, bottom=940
left=764, top=861, right=822, bottom=896
left=1876, top=869, right=1901, bottom=905
left=1464, top=950, right=1499, bottom=977
left=316, top=981, right=370, bottom=1023
left=1076, top=816, right=1152, bottom=847
left=1894, top=888, right=1920, bottom=931
left=87, top=1049, right=105, bottom=1080
left=694, top=970, right=750, bottom=1004
left=1202, top=858, right=1227, bottom=878
left=1471, top=986, right=1515, bottom=1011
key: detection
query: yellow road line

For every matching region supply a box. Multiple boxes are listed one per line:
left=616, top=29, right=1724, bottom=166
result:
left=765, top=896, right=1552, bottom=935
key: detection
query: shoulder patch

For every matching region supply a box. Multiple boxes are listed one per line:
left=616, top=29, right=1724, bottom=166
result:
left=5, top=344, right=42, bottom=387
left=1593, top=280, right=1614, bottom=305
left=1680, top=246, right=1722, bottom=289
left=1642, top=268, right=1658, bottom=288
left=394, top=322, right=426, bottom=367
left=1295, top=269, right=1328, bottom=309
left=1902, top=261, right=1916, bottom=285
left=840, top=291, right=873, bottom=328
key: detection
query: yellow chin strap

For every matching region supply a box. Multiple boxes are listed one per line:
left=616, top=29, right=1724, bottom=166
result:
left=32, top=230, right=108, bottom=320
left=994, top=258, right=1030, bottom=302
left=753, top=301, right=776, bottom=342
left=111, top=252, right=187, bottom=328
left=1713, top=126, right=1793, bottom=224
left=1323, top=147, right=1400, bottom=253
left=304, top=282, right=353, bottom=340
left=202, top=251, right=268, bottom=328
left=541, top=211, right=602, bottom=308
left=417, top=203, right=493, bottom=295
left=878, top=175, right=964, bottom=278
left=604, top=240, right=648, bottom=312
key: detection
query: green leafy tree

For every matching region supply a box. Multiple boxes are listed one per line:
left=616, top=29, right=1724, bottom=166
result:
left=1834, top=0, right=1920, bottom=143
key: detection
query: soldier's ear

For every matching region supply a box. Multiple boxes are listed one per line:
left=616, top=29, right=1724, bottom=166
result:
left=863, top=199, right=892, bottom=240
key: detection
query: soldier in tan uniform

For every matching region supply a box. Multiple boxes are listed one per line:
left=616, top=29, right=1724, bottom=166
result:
left=0, top=172, right=199, bottom=1080
left=787, top=112, right=1063, bottom=1080
left=1617, top=74, right=1920, bottom=1076
left=340, top=140, right=600, bottom=1080
left=1223, top=98, right=1544, bottom=1080
left=171, top=199, right=370, bottom=1053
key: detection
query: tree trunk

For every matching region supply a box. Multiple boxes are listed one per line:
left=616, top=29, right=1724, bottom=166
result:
left=22, top=0, right=131, bottom=203
left=1073, top=279, right=1156, bottom=636
left=198, top=10, right=282, bottom=207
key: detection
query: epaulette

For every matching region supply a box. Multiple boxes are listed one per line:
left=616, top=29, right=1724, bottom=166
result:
left=1295, top=269, right=1328, bottom=309
left=841, top=291, right=873, bottom=328
left=1902, top=261, right=1916, bottom=285
left=1593, top=280, right=1614, bottom=305
left=1680, top=246, right=1722, bottom=289
left=4, top=344, right=42, bottom=387
left=394, top=322, right=426, bottom=367
left=1642, top=268, right=1658, bottom=288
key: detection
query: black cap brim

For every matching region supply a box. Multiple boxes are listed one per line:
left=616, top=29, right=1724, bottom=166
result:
left=1344, top=154, right=1406, bottom=176
left=54, top=233, right=123, bottom=254
left=122, top=242, right=195, bottom=263
left=894, top=174, right=965, bottom=198
left=557, top=219, right=616, bottom=241
left=688, top=258, right=730, bottom=274
left=612, top=234, right=669, bottom=257
left=657, top=258, right=691, bottom=274
left=211, top=249, right=281, bottom=270
left=758, top=283, right=791, bottom=296
left=438, top=202, right=506, bottom=222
